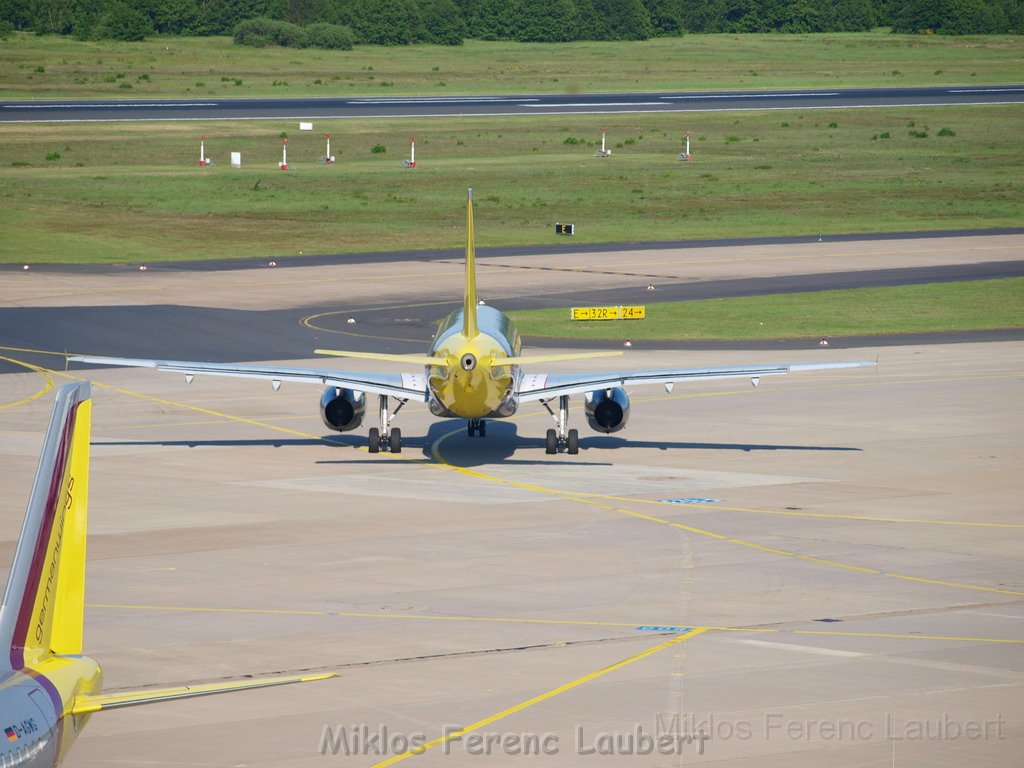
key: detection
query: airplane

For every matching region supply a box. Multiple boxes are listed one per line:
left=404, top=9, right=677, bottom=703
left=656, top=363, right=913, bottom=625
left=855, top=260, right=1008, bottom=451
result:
left=0, top=382, right=333, bottom=767
left=72, top=190, right=873, bottom=456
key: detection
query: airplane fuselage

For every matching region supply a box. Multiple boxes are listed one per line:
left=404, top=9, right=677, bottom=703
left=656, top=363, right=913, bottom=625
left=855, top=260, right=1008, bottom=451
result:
left=0, top=656, right=101, bottom=768
left=427, top=305, right=522, bottom=419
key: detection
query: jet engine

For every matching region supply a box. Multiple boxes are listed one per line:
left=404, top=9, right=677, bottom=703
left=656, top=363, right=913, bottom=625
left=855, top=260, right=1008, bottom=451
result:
left=584, top=387, right=630, bottom=433
left=320, top=387, right=366, bottom=432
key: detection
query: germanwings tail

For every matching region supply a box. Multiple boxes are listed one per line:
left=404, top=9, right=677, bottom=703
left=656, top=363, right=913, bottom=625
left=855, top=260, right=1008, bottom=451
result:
left=463, top=188, right=479, bottom=340
left=0, top=382, right=335, bottom=721
left=0, top=382, right=91, bottom=669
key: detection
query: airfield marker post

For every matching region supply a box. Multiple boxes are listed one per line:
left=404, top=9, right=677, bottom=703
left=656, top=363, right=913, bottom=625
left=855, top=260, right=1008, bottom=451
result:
left=403, top=137, right=417, bottom=168
left=596, top=128, right=611, bottom=157
left=199, top=136, right=209, bottom=166
left=679, top=131, right=693, bottom=162
left=280, top=139, right=289, bottom=171
left=325, top=133, right=334, bottom=164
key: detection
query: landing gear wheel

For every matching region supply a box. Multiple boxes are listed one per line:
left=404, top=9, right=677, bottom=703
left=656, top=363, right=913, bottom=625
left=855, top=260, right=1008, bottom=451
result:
left=478, top=420, right=486, bottom=437
left=545, top=429, right=558, bottom=454
left=368, top=427, right=380, bottom=454
left=567, top=428, right=579, bottom=455
left=467, top=421, right=475, bottom=437
left=389, top=428, right=402, bottom=454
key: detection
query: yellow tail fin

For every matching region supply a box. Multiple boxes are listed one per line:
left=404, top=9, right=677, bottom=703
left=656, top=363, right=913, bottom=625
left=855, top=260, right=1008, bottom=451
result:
left=0, top=382, right=90, bottom=668
left=463, top=188, right=478, bottom=340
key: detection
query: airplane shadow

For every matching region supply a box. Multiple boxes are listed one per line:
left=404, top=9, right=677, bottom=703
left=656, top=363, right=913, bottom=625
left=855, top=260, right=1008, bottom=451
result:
left=410, top=421, right=860, bottom=468
left=582, top=436, right=862, bottom=453
left=93, top=438, right=356, bottom=449
left=96, top=425, right=860, bottom=468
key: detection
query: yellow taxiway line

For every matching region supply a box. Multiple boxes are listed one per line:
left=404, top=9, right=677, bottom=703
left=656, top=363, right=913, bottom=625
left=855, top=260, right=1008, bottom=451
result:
left=427, top=426, right=1024, bottom=597
left=86, top=603, right=1024, bottom=645
left=5, top=350, right=1021, bottom=600
left=0, top=355, right=54, bottom=410
left=368, top=627, right=709, bottom=768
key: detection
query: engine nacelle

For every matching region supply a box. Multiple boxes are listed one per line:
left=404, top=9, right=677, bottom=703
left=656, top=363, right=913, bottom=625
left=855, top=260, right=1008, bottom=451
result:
left=584, top=387, right=630, bottom=433
left=320, top=387, right=366, bottom=432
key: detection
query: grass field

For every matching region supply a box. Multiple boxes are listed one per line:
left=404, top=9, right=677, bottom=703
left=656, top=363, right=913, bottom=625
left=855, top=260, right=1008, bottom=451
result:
left=1, top=32, right=1022, bottom=99
left=506, top=278, right=1024, bottom=340
left=1, top=105, right=1021, bottom=263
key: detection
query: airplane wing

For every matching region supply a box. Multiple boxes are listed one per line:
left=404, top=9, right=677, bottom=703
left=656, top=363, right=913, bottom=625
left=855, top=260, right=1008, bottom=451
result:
left=69, top=356, right=428, bottom=402
left=71, top=672, right=335, bottom=714
left=515, top=361, right=874, bottom=402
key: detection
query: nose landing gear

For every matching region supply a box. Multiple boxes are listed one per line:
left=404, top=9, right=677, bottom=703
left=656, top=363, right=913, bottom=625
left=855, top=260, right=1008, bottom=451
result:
left=467, top=419, right=486, bottom=437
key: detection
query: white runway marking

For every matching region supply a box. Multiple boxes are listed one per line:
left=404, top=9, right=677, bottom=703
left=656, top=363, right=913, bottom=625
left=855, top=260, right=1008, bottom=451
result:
left=734, top=639, right=866, bottom=657
left=349, top=96, right=540, bottom=104
left=527, top=101, right=666, bottom=107
left=951, top=87, right=1024, bottom=93
left=660, top=92, right=841, bottom=99
left=1, top=102, right=218, bottom=109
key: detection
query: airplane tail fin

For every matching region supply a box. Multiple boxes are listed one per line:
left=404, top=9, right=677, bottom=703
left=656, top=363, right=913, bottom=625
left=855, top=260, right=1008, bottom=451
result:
left=462, top=188, right=479, bottom=340
left=0, top=382, right=91, bottom=669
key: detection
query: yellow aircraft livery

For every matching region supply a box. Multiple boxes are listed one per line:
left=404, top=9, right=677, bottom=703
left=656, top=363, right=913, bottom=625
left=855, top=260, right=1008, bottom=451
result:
left=73, top=190, right=873, bottom=455
left=0, top=383, right=332, bottom=767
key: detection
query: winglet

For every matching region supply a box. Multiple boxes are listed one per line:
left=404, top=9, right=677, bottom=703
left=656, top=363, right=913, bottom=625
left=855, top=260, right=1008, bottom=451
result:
left=0, top=382, right=91, bottom=669
left=463, top=188, right=478, bottom=340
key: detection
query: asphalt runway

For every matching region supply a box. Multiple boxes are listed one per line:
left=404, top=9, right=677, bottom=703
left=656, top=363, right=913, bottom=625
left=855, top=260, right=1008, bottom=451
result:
left=0, top=233, right=1022, bottom=766
left=3, top=85, right=1023, bottom=123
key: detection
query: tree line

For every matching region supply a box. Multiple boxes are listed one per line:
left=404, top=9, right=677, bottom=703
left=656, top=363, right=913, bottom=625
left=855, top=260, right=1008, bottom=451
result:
left=2, top=0, right=1020, bottom=43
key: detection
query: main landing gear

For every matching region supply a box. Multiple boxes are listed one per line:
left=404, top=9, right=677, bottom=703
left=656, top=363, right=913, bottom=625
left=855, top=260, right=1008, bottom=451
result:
left=541, top=395, right=579, bottom=455
left=368, top=394, right=407, bottom=453
left=467, top=418, right=486, bottom=437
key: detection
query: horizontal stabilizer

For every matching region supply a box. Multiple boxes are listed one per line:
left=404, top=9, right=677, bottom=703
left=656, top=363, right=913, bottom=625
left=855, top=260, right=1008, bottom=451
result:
left=314, top=349, right=443, bottom=366
left=72, top=672, right=336, bottom=714
left=486, top=351, right=623, bottom=366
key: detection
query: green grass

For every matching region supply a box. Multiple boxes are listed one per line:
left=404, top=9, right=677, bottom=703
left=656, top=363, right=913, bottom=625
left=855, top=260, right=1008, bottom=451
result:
left=506, top=278, right=1024, bottom=340
left=0, top=105, right=1021, bottom=264
left=0, top=32, right=1022, bottom=99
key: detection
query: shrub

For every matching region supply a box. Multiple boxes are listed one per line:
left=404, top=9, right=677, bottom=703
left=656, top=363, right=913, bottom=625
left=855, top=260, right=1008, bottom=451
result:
left=299, top=23, right=355, bottom=50
left=233, top=18, right=306, bottom=48
left=371, top=144, right=386, bottom=153
left=233, top=17, right=272, bottom=45
left=938, top=127, right=956, bottom=136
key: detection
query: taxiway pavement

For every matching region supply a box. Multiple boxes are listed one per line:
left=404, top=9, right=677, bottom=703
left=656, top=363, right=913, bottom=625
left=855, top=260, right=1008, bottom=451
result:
left=0, top=234, right=1021, bottom=766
